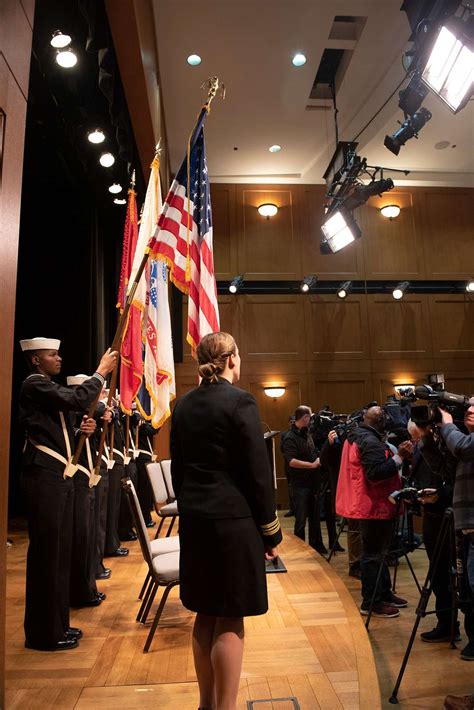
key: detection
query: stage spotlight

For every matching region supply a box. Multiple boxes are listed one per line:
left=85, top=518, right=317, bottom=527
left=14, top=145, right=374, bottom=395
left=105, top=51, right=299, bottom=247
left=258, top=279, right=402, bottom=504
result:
left=398, top=74, right=429, bottom=116
left=55, top=48, right=77, bottom=68
left=229, top=275, right=243, bottom=294
left=384, top=107, right=432, bottom=156
left=320, top=207, right=361, bottom=254
left=466, top=279, right=474, bottom=292
left=337, top=281, right=352, bottom=299
left=421, top=17, right=474, bottom=113
left=343, top=178, right=394, bottom=211
left=300, top=275, right=317, bottom=293
left=108, top=183, right=122, bottom=194
left=113, top=198, right=126, bottom=205
left=50, top=30, right=71, bottom=48
left=392, top=281, right=410, bottom=300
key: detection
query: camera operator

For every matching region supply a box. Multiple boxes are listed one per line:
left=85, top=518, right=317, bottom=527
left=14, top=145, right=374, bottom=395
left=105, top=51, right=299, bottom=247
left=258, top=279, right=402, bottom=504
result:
left=437, top=402, right=474, bottom=663
left=319, top=429, right=345, bottom=553
left=336, top=406, right=412, bottom=617
left=407, top=419, right=458, bottom=642
left=280, top=406, right=323, bottom=551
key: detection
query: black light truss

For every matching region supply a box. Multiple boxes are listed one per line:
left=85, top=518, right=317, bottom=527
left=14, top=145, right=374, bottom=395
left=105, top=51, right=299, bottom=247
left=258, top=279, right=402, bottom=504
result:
left=217, top=280, right=473, bottom=296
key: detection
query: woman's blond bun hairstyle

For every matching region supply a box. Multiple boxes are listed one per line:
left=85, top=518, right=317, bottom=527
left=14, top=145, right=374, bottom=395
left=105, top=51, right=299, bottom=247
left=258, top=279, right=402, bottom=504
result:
left=197, top=332, right=237, bottom=382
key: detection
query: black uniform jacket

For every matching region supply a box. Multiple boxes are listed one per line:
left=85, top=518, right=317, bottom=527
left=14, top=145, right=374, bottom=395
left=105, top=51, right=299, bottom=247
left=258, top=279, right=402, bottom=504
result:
left=19, top=373, right=103, bottom=473
left=171, top=377, right=282, bottom=548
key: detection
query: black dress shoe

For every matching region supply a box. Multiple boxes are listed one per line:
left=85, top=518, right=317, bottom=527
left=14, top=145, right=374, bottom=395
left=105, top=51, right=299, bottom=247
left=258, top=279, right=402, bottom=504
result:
left=97, top=592, right=106, bottom=601
left=96, top=567, right=112, bottom=580
left=72, top=593, right=103, bottom=608
left=330, top=542, right=345, bottom=553
left=312, top=543, right=328, bottom=555
left=25, top=637, right=79, bottom=651
left=105, top=547, right=129, bottom=557
left=121, top=532, right=138, bottom=541
left=66, top=627, right=83, bottom=640
left=145, top=520, right=156, bottom=528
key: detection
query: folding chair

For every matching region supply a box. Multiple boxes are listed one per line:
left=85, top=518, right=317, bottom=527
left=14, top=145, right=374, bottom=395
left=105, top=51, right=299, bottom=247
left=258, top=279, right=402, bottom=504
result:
left=122, top=477, right=180, bottom=653
left=160, top=459, right=176, bottom=501
left=146, top=461, right=179, bottom=538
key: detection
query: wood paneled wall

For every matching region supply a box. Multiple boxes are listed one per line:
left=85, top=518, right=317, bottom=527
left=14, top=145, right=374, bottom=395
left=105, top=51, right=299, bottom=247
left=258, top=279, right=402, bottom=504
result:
left=172, top=183, right=474, bottom=509
left=0, top=0, right=35, bottom=705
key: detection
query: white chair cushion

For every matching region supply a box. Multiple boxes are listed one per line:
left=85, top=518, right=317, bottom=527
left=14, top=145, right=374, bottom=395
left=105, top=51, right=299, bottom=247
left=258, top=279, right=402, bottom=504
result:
left=150, top=536, right=180, bottom=557
left=152, top=550, right=180, bottom=583
left=159, top=501, right=178, bottom=516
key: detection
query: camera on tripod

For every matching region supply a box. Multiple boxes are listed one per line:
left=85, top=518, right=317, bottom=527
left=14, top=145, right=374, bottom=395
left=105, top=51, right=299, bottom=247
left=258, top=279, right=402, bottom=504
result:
left=404, top=380, right=471, bottom=427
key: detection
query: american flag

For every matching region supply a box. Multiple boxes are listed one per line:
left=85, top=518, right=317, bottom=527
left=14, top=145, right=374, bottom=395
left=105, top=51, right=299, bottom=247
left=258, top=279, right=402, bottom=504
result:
left=148, top=108, right=220, bottom=353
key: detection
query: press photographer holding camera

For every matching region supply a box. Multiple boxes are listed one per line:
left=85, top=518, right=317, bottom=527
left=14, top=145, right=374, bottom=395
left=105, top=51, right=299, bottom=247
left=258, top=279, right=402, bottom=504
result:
left=437, top=400, right=474, bottom=663
left=336, top=405, right=413, bottom=617
left=406, top=418, right=458, bottom=642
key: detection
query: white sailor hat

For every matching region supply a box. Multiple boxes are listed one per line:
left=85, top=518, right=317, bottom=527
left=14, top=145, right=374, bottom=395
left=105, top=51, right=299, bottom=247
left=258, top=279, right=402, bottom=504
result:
left=66, top=374, right=89, bottom=386
left=20, top=337, right=61, bottom=352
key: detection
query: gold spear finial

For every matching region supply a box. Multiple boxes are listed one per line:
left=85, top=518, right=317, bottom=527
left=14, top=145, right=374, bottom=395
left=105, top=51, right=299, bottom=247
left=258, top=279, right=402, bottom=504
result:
left=201, top=77, right=226, bottom=112
left=130, top=169, right=136, bottom=188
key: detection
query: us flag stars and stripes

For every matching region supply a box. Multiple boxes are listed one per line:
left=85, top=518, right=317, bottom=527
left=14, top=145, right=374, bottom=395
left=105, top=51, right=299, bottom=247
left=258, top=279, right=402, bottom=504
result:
left=148, top=107, right=220, bottom=354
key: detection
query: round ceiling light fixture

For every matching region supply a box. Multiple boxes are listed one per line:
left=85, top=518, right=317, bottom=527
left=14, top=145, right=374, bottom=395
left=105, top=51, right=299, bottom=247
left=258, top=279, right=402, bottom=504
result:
left=257, top=203, right=278, bottom=218
left=108, top=183, right=122, bottom=194
left=269, top=144, right=282, bottom=153
left=99, top=152, right=115, bottom=168
left=380, top=204, right=401, bottom=220
left=50, top=30, right=71, bottom=48
left=87, top=128, right=105, bottom=144
left=187, top=54, right=202, bottom=66
left=292, top=53, right=307, bottom=67
left=55, top=48, right=78, bottom=68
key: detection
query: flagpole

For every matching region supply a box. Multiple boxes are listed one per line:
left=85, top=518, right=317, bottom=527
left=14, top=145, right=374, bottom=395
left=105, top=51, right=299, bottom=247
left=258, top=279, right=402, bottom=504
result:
left=70, top=79, right=223, bottom=477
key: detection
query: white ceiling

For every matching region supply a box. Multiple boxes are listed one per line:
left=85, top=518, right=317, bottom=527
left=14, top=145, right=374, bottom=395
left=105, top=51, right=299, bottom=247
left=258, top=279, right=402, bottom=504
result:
left=152, top=0, right=474, bottom=188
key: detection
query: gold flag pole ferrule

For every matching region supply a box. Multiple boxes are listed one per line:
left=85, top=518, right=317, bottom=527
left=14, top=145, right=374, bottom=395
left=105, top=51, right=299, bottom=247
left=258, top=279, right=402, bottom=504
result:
left=89, top=468, right=102, bottom=488
left=200, top=76, right=226, bottom=112
left=63, top=460, right=79, bottom=479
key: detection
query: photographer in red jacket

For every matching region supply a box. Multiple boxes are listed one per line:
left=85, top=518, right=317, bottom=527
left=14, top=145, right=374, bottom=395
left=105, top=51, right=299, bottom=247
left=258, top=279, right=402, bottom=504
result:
left=336, top=406, right=412, bottom=618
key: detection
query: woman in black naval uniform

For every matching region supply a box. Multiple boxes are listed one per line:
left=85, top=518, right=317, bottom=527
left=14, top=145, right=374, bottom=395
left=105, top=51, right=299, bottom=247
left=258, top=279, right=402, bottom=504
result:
left=171, top=332, right=282, bottom=710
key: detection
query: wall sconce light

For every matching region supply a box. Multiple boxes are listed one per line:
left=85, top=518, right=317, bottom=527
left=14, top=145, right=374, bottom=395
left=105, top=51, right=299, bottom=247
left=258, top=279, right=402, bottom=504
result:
left=337, top=280, right=352, bottom=299
left=380, top=204, right=401, bottom=220
left=257, top=203, right=278, bottom=218
left=394, top=384, right=415, bottom=397
left=264, top=387, right=286, bottom=399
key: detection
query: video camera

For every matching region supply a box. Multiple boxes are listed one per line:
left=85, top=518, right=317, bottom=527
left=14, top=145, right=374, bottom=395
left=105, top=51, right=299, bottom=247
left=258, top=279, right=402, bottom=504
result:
left=309, top=407, right=362, bottom=447
left=407, top=385, right=471, bottom=426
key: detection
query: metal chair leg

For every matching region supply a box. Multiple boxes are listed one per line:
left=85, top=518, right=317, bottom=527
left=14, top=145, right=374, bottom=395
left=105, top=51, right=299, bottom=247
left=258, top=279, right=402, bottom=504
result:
left=143, top=581, right=179, bottom=653
left=140, top=581, right=159, bottom=624
left=136, top=577, right=155, bottom=622
left=138, top=571, right=151, bottom=601
left=154, top=517, right=165, bottom=539
left=165, top=516, right=176, bottom=537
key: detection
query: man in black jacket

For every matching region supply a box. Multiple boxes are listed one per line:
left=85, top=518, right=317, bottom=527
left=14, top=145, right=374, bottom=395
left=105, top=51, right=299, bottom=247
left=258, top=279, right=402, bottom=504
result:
left=19, top=337, right=117, bottom=651
left=280, top=406, right=323, bottom=551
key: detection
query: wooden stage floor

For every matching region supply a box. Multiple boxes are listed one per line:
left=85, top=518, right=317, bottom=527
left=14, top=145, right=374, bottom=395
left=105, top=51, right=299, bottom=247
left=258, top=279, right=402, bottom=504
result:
left=4, top=515, right=474, bottom=709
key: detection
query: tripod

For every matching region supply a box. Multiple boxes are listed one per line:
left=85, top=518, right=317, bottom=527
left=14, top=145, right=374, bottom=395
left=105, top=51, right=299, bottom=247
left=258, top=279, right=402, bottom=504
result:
left=363, top=502, right=422, bottom=630
left=388, top=507, right=457, bottom=704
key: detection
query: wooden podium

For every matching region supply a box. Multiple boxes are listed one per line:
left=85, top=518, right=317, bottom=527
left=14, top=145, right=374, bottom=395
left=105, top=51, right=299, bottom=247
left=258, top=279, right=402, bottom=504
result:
left=263, top=431, right=287, bottom=573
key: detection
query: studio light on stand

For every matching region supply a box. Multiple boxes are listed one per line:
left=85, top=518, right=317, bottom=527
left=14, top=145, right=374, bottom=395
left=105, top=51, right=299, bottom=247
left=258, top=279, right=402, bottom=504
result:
left=320, top=206, right=361, bottom=254
left=420, top=15, right=474, bottom=113
left=384, top=108, right=432, bottom=156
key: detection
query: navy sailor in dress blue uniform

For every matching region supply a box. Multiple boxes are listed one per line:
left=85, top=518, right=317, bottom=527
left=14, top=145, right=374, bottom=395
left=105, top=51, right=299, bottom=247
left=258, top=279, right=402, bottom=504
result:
left=170, top=332, right=282, bottom=710
left=18, top=338, right=117, bottom=651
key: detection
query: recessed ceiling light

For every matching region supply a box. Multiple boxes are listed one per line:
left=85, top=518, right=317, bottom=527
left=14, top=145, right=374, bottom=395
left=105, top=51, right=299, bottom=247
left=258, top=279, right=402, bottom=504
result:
left=114, top=198, right=127, bottom=205
left=109, top=183, right=122, bottom=194
left=187, top=54, right=201, bottom=66
left=50, top=30, right=71, bottom=48
left=87, top=128, right=105, bottom=144
left=99, top=152, right=115, bottom=168
left=292, top=53, right=307, bottom=67
left=269, top=144, right=281, bottom=153
left=55, top=48, right=77, bottom=68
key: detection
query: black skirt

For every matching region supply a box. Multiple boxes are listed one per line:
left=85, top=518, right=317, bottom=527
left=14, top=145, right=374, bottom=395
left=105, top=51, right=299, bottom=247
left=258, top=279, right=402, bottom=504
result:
left=178, top=514, right=268, bottom=617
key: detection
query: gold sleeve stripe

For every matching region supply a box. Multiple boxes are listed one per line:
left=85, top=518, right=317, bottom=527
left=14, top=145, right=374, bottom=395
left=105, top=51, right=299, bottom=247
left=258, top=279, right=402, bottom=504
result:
left=260, top=516, right=280, bottom=531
